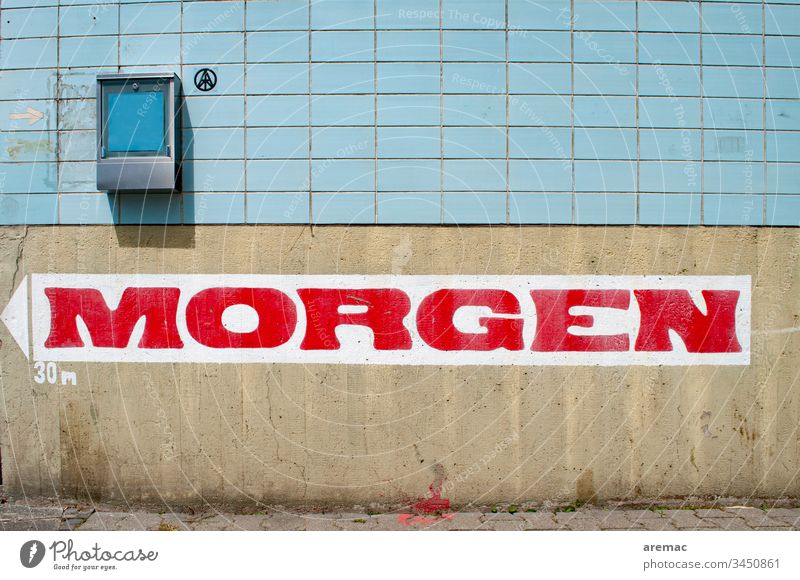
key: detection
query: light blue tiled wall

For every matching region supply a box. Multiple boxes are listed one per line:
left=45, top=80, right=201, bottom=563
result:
left=0, top=0, right=799, bottom=225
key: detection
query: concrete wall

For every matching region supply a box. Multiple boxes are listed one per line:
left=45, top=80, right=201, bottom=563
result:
left=1, top=225, right=800, bottom=507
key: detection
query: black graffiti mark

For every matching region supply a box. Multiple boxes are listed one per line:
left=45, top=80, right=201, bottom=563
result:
left=194, top=68, right=217, bottom=92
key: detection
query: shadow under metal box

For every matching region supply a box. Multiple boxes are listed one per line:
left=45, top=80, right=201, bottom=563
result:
left=96, top=73, right=181, bottom=192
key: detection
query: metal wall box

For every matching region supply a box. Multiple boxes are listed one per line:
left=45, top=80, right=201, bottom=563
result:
left=96, top=73, right=181, bottom=192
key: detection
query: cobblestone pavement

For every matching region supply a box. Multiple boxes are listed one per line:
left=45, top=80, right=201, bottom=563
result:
left=2, top=497, right=800, bottom=531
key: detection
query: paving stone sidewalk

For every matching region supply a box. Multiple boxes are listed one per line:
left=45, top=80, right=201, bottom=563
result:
left=2, top=499, right=799, bottom=531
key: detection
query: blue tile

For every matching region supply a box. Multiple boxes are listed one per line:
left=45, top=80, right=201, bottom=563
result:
left=574, top=64, right=636, bottom=95
left=58, top=98, right=96, bottom=131
left=638, top=34, right=700, bottom=65
left=573, top=32, right=635, bottom=64
left=60, top=36, right=117, bottom=68
left=247, top=64, right=309, bottom=94
left=0, top=69, right=57, bottom=100
left=767, top=131, right=800, bottom=163
left=443, top=31, right=505, bottom=61
left=704, top=98, right=763, bottom=130
left=0, top=100, right=57, bottom=131
left=767, top=163, right=800, bottom=195
left=640, top=161, right=701, bottom=193
left=639, top=65, right=701, bottom=97
left=509, top=63, right=571, bottom=94
left=120, top=35, right=180, bottom=67
left=509, top=94, right=572, bottom=126
left=312, top=127, right=375, bottom=158
left=444, top=127, right=505, bottom=158
left=312, top=0, right=374, bottom=30
left=312, top=63, right=374, bottom=94
left=443, top=64, right=505, bottom=93
left=378, top=127, right=439, bottom=157
left=0, top=38, right=57, bottom=69
left=508, top=159, right=571, bottom=192
left=573, top=0, right=635, bottom=31
left=2, top=0, right=57, bottom=6
left=508, top=31, right=570, bottom=62
left=508, top=0, right=570, bottom=30
left=58, top=130, right=94, bottom=162
left=183, top=128, right=245, bottom=160
left=703, top=35, right=762, bottom=67
left=765, top=4, right=800, bottom=35
left=377, top=192, right=441, bottom=223
left=183, top=1, right=244, bottom=32
left=377, top=63, right=440, bottom=93
left=573, top=96, right=635, bottom=127
left=120, top=3, right=181, bottom=34
left=378, top=159, right=440, bottom=191
left=313, top=31, right=373, bottom=62
left=3, top=7, right=58, bottom=38
left=703, top=66, right=763, bottom=98
left=766, top=196, right=800, bottom=226
left=182, top=33, right=244, bottom=64
left=0, top=193, right=58, bottom=224
left=0, top=131, right=56, bottom=162
left=182, top=96, right=245, bottom=128
left=58, top=161, right=96, bottom=193
left=443, top=193, right=506, bottom=224
left=575, top=194, right=636, bottom=224
left=184, top=193, right=245, bottom=224
left=574, top=160, right=636, bottom=192
left=247, top=160, right=308, bottom=191
left=313, top=193, right=375, bottom=224
left=509, top=193, right=572, bottom=224
left=378, top=95, right=439, bottom=125
left=59, top=194, right=117, bottom=224
left=704, top=129, right=764, bottom=161
left=183, top=160, right=246, bottom=192
left=766, top=36, right=800, bottom=67
left=0, top=162, right=57, bottom=193
left=312, top=95, right=374, bottom=125
left=574, top=128, right=636, bottom=160
left=183, top=64, right=245, bottom=96
left=703, top=194, right=764, bottom=226
left=377, top=31, right=440, bottom=61
left=509, top=127, right=571, bottom=158
left=443, top=159, right=505, bottom=191
left=444, top=95, right=505, bottom=125
left=247, top=193, right=310, bottom=223
left=376, top=0, right=440, bottom=29
left=442, top=0, right=505, bottom=30
left=311, top=159, right=374, bottom=191
left=120, top=193, right=182, bottom=225
left=248, top=96, right=309, bottom=126
left=59, top=4, right=118, bottom=36
left=639, top=194, right=701, bottom=225
left=247, top=127, right=309, bottom=158
left=705, top=162, right=765, bottom=194
left=640, top=129, right=701, bottom=161
left=247, top=0, right=308, bottom=31
left=247, top=32, right=309, bottom=62
left=766, top=68, right=800, bottom=99
left=638, top=1, right=700, bottom=33
left=703, top=3, right=762, bottom=34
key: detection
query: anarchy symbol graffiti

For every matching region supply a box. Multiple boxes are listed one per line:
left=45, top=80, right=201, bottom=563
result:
left=194, top=68, right=217, bottom=92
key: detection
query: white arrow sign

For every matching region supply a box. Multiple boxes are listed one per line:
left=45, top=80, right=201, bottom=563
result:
left=9, top=107, right=44, bottom=126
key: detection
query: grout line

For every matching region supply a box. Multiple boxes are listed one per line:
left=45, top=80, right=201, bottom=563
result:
left=308, top=0, right=313, bottom=225
left=243, top=1, right=248, bottom=224
left=635, top=0, right=640, bottom=226
left=439, top=0, right=444, bottom=224
left=505, top=0, right=510, bottom=225
left=570, top=0, right=575, bottom=225
left=762, top=0, right=768, bottom=225
left=699, top=0, right=704, bottom=225
left=374, top=0, right=378, bottom=223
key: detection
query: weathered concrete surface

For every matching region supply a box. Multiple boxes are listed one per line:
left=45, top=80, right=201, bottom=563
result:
left=1, top=225, right=799, bottom=506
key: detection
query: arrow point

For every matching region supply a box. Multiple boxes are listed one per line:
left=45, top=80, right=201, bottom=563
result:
left=1, top=277, right=29, bottom=359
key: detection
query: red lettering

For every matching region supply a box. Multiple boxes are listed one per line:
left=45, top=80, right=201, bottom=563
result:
left=634, top=290, right=741, bottom=353
left=44, top=287, right=182, bottom=349
left=185, top=287, right=297, bottom=348
left=297, top=288, right=411, bottom=350
left=416, top=289, right=523, bottom=351
left=530, top=289, right=630, bottom=352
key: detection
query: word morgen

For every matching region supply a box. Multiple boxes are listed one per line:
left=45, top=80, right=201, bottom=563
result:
left=49, top=540, right=157, bottom=562
left=2, top=275, right=750, bottom=366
